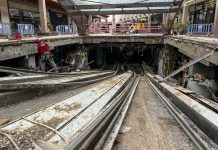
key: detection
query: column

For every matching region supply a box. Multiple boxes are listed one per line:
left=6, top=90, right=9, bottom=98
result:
left=24, top=54, right=36, bottom=69
left=147, top=14, right=151, bottom=26
left=88, top=15, right=93, bottom=33
left=72, top=21, right=77, bottom=34
left=112, top=15, right=115, bottom=34
left=0, top=0, right=10, bottom=23
left=99, top=17, right=102, bottom=23
left=47, top=9, right=51, bottom=23
left=166, top=13, right=171, bottom=25
left=88, top=15, right=92, bottom=24
left=214, top=0, right=218, bottom=37
left=162, top=13, right=168, bottom=25
left=68, top=15, right=72, bottom=25
left=38, top=0, right=48, bottom=33
left=147, top=14, right=151, bottom=32
left=182, top=3, right=189, bottom=24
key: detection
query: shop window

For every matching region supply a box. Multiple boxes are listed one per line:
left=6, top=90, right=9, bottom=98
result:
left=9, top=9, right=40, bottom=33
left=49, top=10, right=67, bottom=30
left=188, top=1, right=215, bottom=24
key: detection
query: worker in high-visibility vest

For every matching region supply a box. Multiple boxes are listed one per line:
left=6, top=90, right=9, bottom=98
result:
left=136, top=23, right=141, bottom=33
left=129, top=24, right=136, bottom=33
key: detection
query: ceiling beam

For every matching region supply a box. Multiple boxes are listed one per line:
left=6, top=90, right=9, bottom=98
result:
left=62, top=1, right=182, bottom=10
left=69, top=8, right=179, bottom=15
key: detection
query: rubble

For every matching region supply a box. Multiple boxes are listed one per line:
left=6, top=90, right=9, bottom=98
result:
left=0, top=117, right=65, bottom=150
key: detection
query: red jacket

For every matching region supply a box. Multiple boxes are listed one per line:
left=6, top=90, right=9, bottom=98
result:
left=15, top=34, right=22, bottom=40
left=37, top=43, right=50, bottom=55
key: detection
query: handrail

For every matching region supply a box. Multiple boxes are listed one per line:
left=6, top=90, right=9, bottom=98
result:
left=86, top=22, right=163, bottom=34
left=18, top=24, right=34, bottom=36
left=188, top=23, right=214, bottom=35
left=0, top=22, right=11, bottom=36
left=56, top=25, right=77, bottom=35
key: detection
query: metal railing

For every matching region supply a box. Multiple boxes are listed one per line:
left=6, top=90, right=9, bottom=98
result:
left=18, top=24, right=34, bottom=35
left=86, top=22, right=163, bottom=34
left=56, top=25, right=77, bottom=35
left=0, top=22, right=11, bottom=36
left=187, top=24, right=214, bottom=35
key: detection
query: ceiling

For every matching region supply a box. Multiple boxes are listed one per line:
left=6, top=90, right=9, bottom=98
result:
left=59, top=0, right=184, bottom=15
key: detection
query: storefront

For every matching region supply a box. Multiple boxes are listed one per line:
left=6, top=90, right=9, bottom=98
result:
left=49, top=10, right=68, bottom=29
left=188, top=0, right=215, bottom=24
left=9, top=8, right=40, bottom=33
left=5, top=0, right=68, bottom=33
left=151, top=14, right=162, bottom=26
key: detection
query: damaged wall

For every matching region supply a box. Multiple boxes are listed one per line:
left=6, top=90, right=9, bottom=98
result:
left=158, top=46, right=175, bottom=77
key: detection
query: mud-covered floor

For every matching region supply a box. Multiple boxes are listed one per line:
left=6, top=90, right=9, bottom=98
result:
left=113, top=78, right=197, bottom=150
left=0, top=82, right=100, bottom=121
left=0, top=76, right=198, bottom=150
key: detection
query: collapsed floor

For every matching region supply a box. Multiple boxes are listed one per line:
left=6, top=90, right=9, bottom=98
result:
left=0, top=41, right=218, bottom=149
left=113, top=79, right=196, bottom=150
left=1, top=42, right=218, bottom=101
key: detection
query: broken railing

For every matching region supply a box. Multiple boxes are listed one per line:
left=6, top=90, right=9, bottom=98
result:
left=187, top=23, right=214, bottom=36
left=18, top=24, right=35, bottom=36
left=56, top=25, right=77, bottom=35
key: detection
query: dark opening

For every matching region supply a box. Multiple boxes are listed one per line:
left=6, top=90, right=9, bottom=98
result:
left=87, top=44, right=161, bottom=73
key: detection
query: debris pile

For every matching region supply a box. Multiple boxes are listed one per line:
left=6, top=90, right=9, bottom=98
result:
left=187, top=73, right=218, bottom=101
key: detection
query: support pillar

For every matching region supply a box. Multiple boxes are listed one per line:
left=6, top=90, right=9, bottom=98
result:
left=182, top=3, right=189, bottom=24
left=162, top=13, right=168, bottom=25
left=214, top=0, right=218, bottom=37
left=67, top=15, right=72, bottom=25
left=47, top=9, right=51, bottom=24
left=73, top=21, right=78, bottom=34
left=166, top=13, right=175, bottom=24
left=147, top=14, right=151, bottom=32
left=25, top=54, right=36, bottom=69
left=88, top=15, right=92, bottom=24
left=112, top=15, right=115, bottom=34
left=88, top=15, right=93, bottom=33
left=99, top=16, right=102, bottom=23
left=38, top=0, right=48, bottom=33
left=163, top=13, right=172, bottom=32
left=147, top=14, right=151, bottom=26
left=166, top=13, right=171, bottom=26
left=0, top=0, right=10, bottom=23
left=160, top=47, right=174, bottom=77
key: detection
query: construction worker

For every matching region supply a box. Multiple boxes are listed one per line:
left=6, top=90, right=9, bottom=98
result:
left=129, top=23, right=136, bottom=34
left=37, top=40, right=58, bottom=73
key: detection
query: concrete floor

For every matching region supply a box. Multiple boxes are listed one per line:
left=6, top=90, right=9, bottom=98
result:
left=113, top=78, right=197, bottom=150
left=175, top=35, right=218, bottom=44
left=0, top=34, right=79, bottom=43
left=0, top=33, right=163, bottom=43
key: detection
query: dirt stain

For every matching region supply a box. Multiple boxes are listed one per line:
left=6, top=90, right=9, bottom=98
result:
left=54, top=103, right=82, bottom=112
